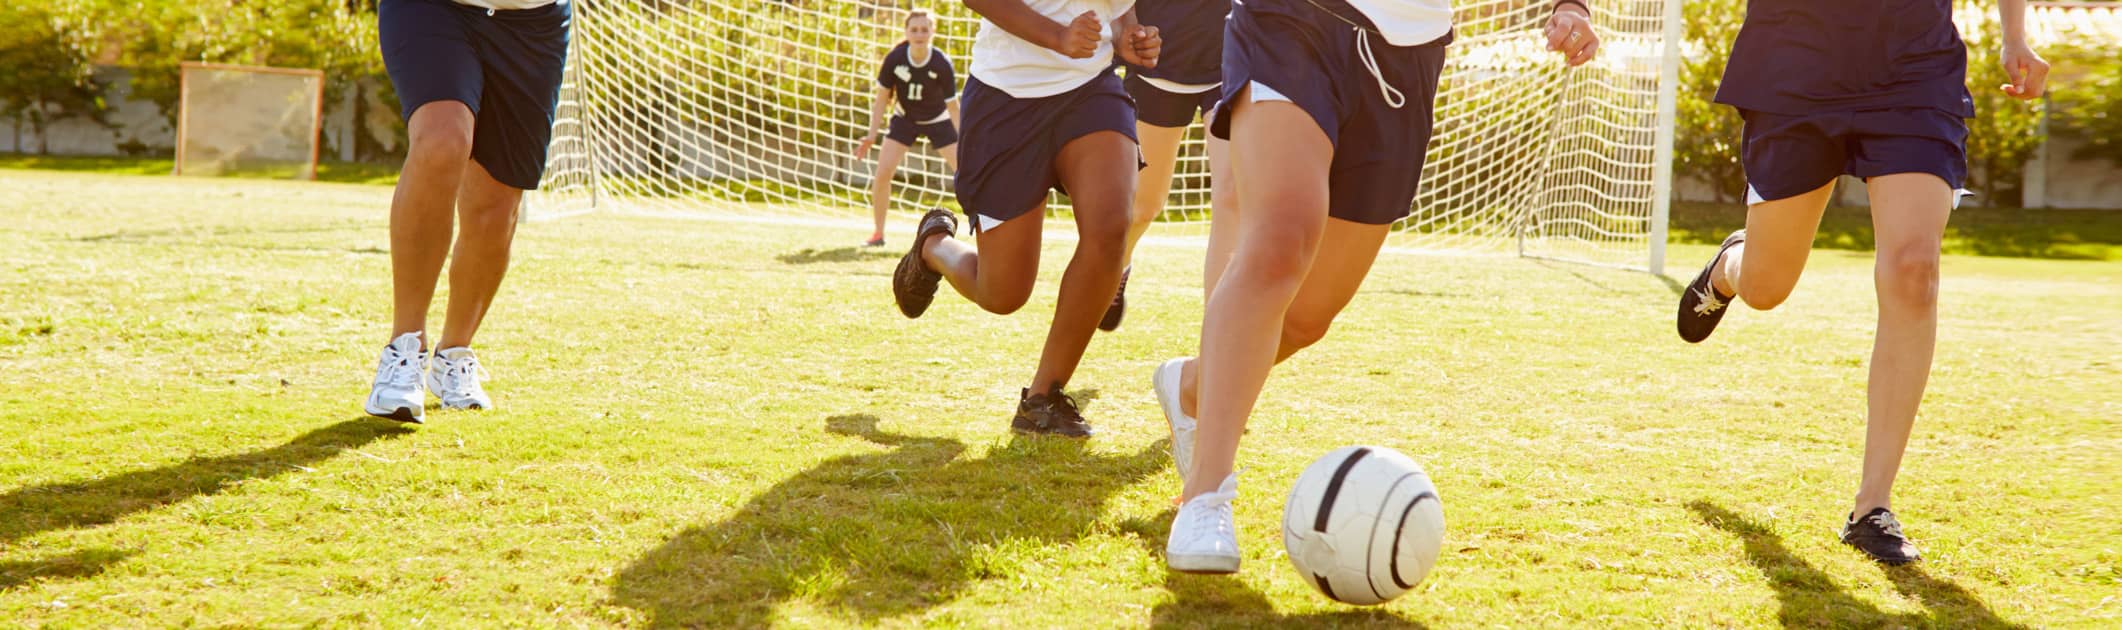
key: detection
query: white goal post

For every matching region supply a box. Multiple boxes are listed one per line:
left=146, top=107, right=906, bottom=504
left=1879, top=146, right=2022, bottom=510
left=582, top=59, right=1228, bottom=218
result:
left=531, top=0, right=1678, bottom=273
left=176, top=62, right=327, bottom=181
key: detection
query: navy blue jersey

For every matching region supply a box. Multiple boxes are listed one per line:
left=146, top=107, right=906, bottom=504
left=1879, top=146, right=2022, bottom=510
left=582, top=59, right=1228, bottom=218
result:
left=876, top=42, right=958, bottom=122
left=1715, top=0, right=1973, bottom=117
left=1130, top=0, right=1228, bottom=85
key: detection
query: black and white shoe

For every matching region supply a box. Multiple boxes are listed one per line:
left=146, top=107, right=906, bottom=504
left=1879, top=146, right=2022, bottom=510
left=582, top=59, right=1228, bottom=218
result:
left=1011, top=387, right=1095, bottom=438
left=893, top=208, right=957, bottom=318
left=1678, top=230, right=1746, bottom=343
left=1098, top=266, right=1130, bottom=332
left=1842, top=507, right=1922, bottom=566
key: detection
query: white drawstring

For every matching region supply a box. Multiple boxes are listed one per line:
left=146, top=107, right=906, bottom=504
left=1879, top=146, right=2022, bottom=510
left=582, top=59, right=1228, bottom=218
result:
left=1355, top=28, right=1405, bottom=109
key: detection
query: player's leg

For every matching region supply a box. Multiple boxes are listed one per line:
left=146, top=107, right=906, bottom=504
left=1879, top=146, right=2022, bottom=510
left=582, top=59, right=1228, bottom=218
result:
left=1840, top=172, right=1952, bottom=565
left=1125, top=122, right=1187, bottom=265
left=938, top=143, right=958, bottom=173
left=1023, top=129, right=1137, bottom=402
left=868, top=139, right=913, bottom=246
left=390, top=103, right=476, bottom=344
left=1677, top=111, right=1843, bottom=342
left=921, top=207, right=1044, bottom=315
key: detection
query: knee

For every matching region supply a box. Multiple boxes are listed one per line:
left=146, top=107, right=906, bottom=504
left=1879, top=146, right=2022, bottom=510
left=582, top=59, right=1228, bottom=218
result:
left=978, top=286, right=1033, bottom=315
left=1281, top=312, right=1335, bottom=352
left=1230, top=229, right=1319, bottom=291
left=1737, top=281, right=1792, bottom=311
left=1074, top=208, right=1132, bottom=258
left=1877, top=245, right=1941, bottom=309
left=406, top=113, right=473, bottom=170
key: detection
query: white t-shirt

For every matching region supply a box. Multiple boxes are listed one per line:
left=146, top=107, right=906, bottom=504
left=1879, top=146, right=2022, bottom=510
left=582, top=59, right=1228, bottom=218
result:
left=453, top=0, right=561, bottom=10
left=970, top=0, right=1137, bottom=98
left=1345, top=0, right=1453, bottom=46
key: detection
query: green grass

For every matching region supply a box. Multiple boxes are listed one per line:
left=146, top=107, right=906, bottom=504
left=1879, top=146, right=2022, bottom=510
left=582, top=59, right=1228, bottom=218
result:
left=1670, top=201, right=2122, bottom=261
left=1, top=168, right=2117, bottom=627
left=0, top=153, right=401, bottom=186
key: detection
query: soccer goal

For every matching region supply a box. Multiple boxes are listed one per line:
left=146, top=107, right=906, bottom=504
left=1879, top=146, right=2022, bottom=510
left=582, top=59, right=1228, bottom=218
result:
left=532, top=0, right=1679, bottom=272
left=176, top=62, right=327, bottom=180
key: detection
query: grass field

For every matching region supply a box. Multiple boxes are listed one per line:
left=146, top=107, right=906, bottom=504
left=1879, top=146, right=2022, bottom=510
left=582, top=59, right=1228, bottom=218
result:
left=1, top=168, right=2117, bottom=627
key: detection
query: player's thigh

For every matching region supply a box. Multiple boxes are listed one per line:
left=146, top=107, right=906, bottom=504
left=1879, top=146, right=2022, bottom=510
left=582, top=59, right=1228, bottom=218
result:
left=875, top=139, right=912, bottom=178
left=973, top=202, right=1046, bottom=303
left=938, top=144, right=958, bottom=171
left=457, top=159, right=524, bottom=227
left=1054, top=130, right=1140, bottom=247
left=1738, top=180, right=1834, bottom=304
left=1227, top=94, right=1332, bottom=257
left=1864, top=173, right=1951, bottom=294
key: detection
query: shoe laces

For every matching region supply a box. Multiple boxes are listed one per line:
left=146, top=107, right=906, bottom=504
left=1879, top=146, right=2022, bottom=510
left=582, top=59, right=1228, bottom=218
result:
left=375, top=344, right=424, bottom=389
left=1693, top=286, right=1727, bottom=315
left=1863, top=510, right=1907, bottom=540
left=1179, top=487, right=1238, bottom=543
left=434, top=352, right=490, bottom=396
left=1044, top=390, right=1084, bottom=424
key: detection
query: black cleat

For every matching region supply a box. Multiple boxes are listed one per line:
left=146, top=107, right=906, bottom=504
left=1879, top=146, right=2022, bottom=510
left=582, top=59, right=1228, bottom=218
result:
left=1011, top=386, right=1095, bottom=438
left=1678, top=230, right=1746, bottom=343
left=1098, top=266, right=1129, bottom=332
left=1842, top=507, right=1922, bottom=566
left=893, top=208, right=957, bottom=318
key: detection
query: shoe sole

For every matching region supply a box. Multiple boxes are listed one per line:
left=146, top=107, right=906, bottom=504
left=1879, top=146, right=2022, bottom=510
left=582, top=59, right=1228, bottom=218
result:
left=365, top=404, right=422, bottom=424
left=1167, top=554, right=1240, bottom=574
left=1152, top=358, right=1193, bottom=483
left=1010, top=425, right=1093, bottom=439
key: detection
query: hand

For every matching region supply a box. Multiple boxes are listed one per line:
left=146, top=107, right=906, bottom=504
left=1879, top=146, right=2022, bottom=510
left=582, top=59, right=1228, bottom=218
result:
left=1120, top=25, right=1161, bottom=68
left=1053, top=11, right=1102, bottom=59
left=856, top=134, right=875, bottom=161
left=1999, top=42, right=2050, bottom=100
left=1544, top=4, right=1599, bottom=67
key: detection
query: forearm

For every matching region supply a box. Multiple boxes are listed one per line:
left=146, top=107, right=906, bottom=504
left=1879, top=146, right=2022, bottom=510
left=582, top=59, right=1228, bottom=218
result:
left=1999, top=0, right=2028, bottom=46
left=964, top=0, right=1067, bottom=52
left=867, top=91, right=892, bottom=136
left=1113, top=7, right=1139, bottom=44
left=947, top=100, right=961, bottom=129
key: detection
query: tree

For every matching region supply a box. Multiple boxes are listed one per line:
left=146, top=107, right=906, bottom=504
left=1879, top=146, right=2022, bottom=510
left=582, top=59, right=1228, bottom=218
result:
left=1672, top=0, right=1748, bottom=204
left=0, top=5, right=111, bottom=154
left=1960, top=0, right=2046, bottom=207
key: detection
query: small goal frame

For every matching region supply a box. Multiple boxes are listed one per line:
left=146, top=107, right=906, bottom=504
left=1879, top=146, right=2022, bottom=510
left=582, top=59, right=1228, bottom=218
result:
left=175, top=62, right=328, bottom=180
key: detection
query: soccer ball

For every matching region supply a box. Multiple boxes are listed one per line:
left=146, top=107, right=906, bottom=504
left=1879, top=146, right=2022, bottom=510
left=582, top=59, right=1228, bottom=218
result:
left=1282, top=445, right=1446, bottom=605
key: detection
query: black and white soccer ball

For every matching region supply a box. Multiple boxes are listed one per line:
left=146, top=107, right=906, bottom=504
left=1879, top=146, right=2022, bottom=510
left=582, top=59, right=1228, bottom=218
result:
left=1282, top=445, right=1445, bottom=605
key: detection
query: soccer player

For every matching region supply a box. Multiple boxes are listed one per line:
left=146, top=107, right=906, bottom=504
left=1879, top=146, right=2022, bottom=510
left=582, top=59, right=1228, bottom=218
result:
left=363, top=0, right=571, bottom=423
left=857, top=9, right=962, bottom=248
left=1155, top=0, right=1599, bottom=573
left=1100, top=0, right=1231, bottom=333
left=1675, top=0, right=2048, bottom=565
left=891, top=0, right=1160, bottom=437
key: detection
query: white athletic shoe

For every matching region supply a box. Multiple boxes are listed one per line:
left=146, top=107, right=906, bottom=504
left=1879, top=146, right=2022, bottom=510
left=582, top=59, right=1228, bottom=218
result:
left=364, top=332, right=426, bottom=423
left=1153, top=357, right=1197, bottom=485
left=1166, top=473, right=1241, bottom=574
left=425, top=347, right=492, bottom=410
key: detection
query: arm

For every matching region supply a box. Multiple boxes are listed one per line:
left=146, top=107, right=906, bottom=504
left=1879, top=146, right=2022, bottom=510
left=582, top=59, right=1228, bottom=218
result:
left=857, top=86, right=893, bottom=160
left=1544, top=0, right=1599, bottom=67
left=947, top=99, right=962, bottom=131
left=1998, top=0, right=2049, bottom=100
left=964, top=0, right=1102, bottom=58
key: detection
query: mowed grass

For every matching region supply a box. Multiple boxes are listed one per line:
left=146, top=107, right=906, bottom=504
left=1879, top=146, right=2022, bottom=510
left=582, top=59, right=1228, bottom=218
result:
left=1, top=168, right=2117, bottom=628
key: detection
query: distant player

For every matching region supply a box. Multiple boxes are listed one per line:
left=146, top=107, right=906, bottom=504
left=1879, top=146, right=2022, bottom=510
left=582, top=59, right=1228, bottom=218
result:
left=364, top=0, right=571, bottom=423
left=892, top=0, right=1160, bottom=437
left=1100, top=0, right=1232, bottom=333
left=857, top=9, right=961, bottom=247
left=1676, top=0, right=2048, bottom=565
left=1154, top=0, right=1598, bottom=573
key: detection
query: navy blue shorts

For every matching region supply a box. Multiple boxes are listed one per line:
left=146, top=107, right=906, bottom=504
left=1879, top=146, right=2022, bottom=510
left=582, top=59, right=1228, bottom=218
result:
left=1740, top=108, right=1969, bottom=204
left=1210, top=0, right=1448, bottom=225
left=886, top=115, right=958, bottom=149
left=954, top=71, right=1139, bottom=227
left=380, top=0, right=571, bottom=191
left=1125, top=73, right=1221, bottom=128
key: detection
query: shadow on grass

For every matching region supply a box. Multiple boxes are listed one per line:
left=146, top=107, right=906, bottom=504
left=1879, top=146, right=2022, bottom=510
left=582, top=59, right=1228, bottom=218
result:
left=1114, top=511, right=1428, bottom=628
left=0, top=419, right=414, bottom=547
left=1688, top=501, right=2026, bottom=629
left=1668, top=202, right=2122, bottom=261
left=776, top=246, right=898, bottom=265
left=612, top=413, right=1164, bottom=627
left=0, top=549, right=137, bottom=591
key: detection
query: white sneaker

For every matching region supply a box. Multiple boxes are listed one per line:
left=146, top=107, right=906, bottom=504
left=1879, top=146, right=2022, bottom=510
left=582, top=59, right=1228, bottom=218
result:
left=425, top=347, right=492, bottom=410
left=364, top=332, right=426, bottom=423
left=1153, top=358, right=1197, bottom=485
left=1166, top=473, right=1241, bottom=574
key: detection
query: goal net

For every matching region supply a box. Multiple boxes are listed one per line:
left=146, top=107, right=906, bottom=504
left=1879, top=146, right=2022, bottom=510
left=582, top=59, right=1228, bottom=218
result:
left=532, top=0, right=1677, bottom=272
left=176, top=63, right=326, bottom=180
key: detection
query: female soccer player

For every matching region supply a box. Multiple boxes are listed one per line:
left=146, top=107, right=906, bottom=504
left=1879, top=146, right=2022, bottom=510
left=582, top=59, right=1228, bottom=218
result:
left=1675, top=0, right=2048, bottom=565
left=891, top=0, right=1159, bottom=438
left=364, top=0, right=571, bottom=423
left=1155, top=0, right=1599, bottom=573
left=1100, top=0, right=1231, bottom=332
left=856, top=10, right=961, bottom=247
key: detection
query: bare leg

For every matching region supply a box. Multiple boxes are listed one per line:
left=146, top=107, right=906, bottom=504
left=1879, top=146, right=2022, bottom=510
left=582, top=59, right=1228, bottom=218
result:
left=1851, top=173, right=1952, bottom=515
left=1123, top=122, right=1188, bottom=264
left=1177, top=218, right=1383, bottom=417
left=1181, top=94, right=1332, bottom=501
left=389, top=102, right=477, bottom=345
left=1023, top=130, right=1137, bottom=394
left=939, top=144, right=958, bottom=173
left=922, top=206, right=1043, bottom=316
left=1710, top=181, right=1835, bottom=309
left=870, top=139, right=913, bottom=241
left=435, top=159, right=523, bottom=350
